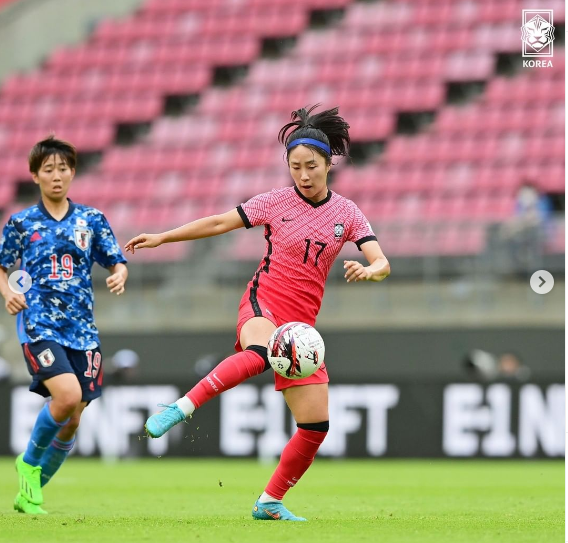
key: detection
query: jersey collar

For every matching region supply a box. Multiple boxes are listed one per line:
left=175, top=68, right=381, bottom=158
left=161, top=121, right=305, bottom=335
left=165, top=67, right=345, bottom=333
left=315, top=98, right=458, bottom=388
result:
left=294, top=185, right=332, bottom=208
left=38, top=198, right=76, bottom=222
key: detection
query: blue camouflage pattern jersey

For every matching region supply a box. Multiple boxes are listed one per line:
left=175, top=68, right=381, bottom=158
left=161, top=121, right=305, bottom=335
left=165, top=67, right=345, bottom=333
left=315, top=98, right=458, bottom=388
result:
left=0, top=199, right=126, bottom=350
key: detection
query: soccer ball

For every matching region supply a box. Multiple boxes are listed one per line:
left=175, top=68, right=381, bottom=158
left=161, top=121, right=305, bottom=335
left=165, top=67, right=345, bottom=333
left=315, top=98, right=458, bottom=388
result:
left=267, top=322, right=325, bottom=379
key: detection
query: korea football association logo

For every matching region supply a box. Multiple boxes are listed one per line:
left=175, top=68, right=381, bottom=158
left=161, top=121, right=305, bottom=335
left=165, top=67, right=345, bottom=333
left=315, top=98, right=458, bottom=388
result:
left=334, top=223, right=345, bottom=239
left=74, top=228, right=91, bottom=251
left=521, top=10, right=554, bottom=57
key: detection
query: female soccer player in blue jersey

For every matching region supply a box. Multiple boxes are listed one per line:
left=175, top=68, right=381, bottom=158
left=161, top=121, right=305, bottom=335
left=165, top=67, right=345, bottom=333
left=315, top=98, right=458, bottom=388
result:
left=0, top=136, right=128, bottom=514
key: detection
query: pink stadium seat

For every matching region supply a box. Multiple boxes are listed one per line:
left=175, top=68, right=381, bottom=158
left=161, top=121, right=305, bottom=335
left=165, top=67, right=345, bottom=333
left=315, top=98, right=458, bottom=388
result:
left=231, top=143, right=279, bottom=171
left=142, top=0, right=231, bottom=15
left=294, top=29, right=365, bottom=59
left=0, top=0, right=562, bottom=260
left=93, top=16, right=182, bottom=44
left=437, top=224, right=485, bottom=256
left=346, top=111, right=395, bottom=142
left=474, top=23, right=521, bottom=53
left=150, top=116, right=218, bottom=146
left=521, top=135, right=565, bottom=162
left=0, top=182, right=16, bottom=208
left=523, top=164, right=564, bottom=193
left=48, top=38, right=260, bottom=72
left=410, top=28, right=473, bottom=52
left=182, top=174, right=225, bottom=201
left=484, top=76, right=564, bottom=104
left=0, top=0, right=18, bottom=9
left=545, top=218, right=565, bottom=254
left=343, top=2, right=413, bottom=29
left=381, top=56, right=445, bottom=80
left=475, top=166, right=520, bottom=193
left=8, top=123, right=114, bottom=153
left=445, top=52, right=494, bottom=81
left=198, top=8, right=307, bottom=38
left=412, top=4, right=458, bottom=27
left=434, top=104, right=559, bottom=135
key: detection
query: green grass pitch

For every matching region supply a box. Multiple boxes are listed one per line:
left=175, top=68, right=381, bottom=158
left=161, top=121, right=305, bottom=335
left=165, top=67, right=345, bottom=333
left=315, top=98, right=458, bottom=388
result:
left=0, top=458, right=563, bottom=543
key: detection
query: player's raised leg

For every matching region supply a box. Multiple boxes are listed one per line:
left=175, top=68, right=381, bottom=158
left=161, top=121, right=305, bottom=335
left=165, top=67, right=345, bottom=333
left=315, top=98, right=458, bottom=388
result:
left=252, top=383, right=329, bottom=521
left=145, top=317, right=275, bottom=438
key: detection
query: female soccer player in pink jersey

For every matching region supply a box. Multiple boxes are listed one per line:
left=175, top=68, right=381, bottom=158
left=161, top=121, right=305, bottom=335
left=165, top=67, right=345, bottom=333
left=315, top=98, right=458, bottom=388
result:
left=125, top=105, right=390, bottom=521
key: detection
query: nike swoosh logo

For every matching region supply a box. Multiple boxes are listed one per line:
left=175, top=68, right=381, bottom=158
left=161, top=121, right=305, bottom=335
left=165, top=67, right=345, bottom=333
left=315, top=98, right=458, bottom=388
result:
left=213, top=373, right=225, bottom=386
left=263, top=509, right=280, bottom=519
left=282, top=218, right=294, bottom=222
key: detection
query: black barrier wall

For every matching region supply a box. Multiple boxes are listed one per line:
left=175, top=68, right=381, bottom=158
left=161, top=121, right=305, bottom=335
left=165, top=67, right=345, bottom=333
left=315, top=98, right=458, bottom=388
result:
left=1, top=381, right=563, bottom=458
left=98, top=328, right=564, bottom=381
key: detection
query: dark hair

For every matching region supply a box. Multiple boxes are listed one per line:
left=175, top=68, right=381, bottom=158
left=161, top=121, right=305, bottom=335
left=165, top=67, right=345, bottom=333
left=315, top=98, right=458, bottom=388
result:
left=278, top=104, right=350, bottom=165
left=28, top=135, right=77, bottom=174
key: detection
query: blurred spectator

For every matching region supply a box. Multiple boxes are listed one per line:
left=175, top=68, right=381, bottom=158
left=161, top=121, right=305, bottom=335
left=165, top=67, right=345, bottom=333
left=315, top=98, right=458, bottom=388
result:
left=497, top=351, right=531, bottom=381
left=499, top=182, right=553, bottom=273
left=0, top=355, right=11, bottom=382
left=464, top=349, right=499, bottom=380
left=106, top=349, right=140, bottom=383
left=463, top=349, right=530, bottom=381
left=0, top=325, right=10, bottom=382
left=194, top=353, right=226, bottom=378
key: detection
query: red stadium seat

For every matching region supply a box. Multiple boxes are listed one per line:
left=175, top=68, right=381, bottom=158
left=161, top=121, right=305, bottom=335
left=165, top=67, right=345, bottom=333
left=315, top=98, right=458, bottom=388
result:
left=445, top=52, right=495, bottom=81
left=0, top=0, right=562, bottom=260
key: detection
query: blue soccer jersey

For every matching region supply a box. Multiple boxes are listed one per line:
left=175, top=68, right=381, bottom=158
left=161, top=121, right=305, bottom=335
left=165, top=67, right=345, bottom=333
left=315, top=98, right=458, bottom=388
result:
left=0, top=199, right=126, bottom=350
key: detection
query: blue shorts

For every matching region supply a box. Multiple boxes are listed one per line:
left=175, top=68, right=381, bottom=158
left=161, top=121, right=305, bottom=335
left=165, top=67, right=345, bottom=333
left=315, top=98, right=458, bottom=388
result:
left=22, top=340, right=103, bottom=402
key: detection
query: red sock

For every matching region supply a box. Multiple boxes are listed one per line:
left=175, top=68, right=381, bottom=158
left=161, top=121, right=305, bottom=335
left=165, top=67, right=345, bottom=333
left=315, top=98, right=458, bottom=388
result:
left=186, top=349, right=266, bottom=409
left=265, top=428, right=327, bottom=500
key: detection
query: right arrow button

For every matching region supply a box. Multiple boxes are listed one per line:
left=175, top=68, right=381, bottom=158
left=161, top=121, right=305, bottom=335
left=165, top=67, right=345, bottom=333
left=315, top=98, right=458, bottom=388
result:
left=530, top=270, right=554, bottom=295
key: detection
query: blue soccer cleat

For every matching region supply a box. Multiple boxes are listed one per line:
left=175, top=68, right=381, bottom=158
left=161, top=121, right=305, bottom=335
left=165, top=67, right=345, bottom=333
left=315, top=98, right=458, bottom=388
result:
left=252, top=499, right=307, bottom=521
left=145, top=403, right=186, bottom=438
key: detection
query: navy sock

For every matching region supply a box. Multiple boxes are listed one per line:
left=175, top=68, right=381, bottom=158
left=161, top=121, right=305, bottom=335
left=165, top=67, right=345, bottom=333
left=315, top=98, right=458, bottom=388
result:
left=23, top=404, right=69, bottom=466
left=39, top=437, right=75, bottom=487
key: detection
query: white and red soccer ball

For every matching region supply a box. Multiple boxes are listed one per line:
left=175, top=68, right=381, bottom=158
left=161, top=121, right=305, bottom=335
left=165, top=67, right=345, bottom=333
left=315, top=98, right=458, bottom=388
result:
left=267, top=322, right=325, bottom=379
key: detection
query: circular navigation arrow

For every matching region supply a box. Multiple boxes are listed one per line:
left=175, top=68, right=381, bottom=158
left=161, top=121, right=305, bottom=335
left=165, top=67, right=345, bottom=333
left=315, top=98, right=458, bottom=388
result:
left=8, top=270, right=33, bottom=294
left=530, top=270, right=554, bottom=295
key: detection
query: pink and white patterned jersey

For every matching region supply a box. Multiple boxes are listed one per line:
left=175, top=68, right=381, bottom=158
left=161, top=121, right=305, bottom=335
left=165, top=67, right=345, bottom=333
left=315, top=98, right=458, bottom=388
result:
left=237, top=186, right=377, bottom=325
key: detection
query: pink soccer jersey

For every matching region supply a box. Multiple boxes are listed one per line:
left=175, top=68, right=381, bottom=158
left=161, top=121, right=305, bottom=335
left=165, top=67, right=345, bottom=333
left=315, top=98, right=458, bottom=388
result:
left=237, top=186, right=377, bottom=324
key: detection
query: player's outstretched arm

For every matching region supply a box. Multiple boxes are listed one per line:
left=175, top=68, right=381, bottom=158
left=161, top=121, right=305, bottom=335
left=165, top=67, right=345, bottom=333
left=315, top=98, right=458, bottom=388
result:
left=344, top=240, right=390, bottom=283
left=124, top=209, right=245, bottom=254
left=0, top=266, right=28, bottom=314
left=106, top=263, right=128, bottom=296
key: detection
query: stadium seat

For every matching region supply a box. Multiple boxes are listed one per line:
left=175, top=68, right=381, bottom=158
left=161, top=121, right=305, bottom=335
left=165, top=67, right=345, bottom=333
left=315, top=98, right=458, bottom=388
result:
left=0, top=0, right=563, bottom=261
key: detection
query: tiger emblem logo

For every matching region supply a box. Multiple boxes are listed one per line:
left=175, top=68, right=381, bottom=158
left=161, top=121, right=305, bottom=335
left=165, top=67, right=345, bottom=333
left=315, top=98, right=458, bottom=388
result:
left=521, top=12, right=555, bottom=56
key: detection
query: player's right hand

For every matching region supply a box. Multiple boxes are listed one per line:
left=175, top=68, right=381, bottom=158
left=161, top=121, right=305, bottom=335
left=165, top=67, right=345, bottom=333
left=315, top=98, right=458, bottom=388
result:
left=4, top=292, right=28, bottom=315
left=124, top=233, right=163, bottom=254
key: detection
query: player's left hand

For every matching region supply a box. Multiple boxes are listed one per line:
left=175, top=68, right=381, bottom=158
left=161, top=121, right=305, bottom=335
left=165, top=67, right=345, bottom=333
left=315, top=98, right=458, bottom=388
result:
left=106, top=271, right=126, bottom=295
left=343, top=260, right=371, bottom=283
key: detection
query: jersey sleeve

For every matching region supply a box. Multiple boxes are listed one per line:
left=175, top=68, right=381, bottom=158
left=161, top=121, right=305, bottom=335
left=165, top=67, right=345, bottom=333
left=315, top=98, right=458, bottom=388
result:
left=91, top=213, right=127, bottom=268
left=0, top=217, right=24, bottom=269
left=347, top=204, right=377, bottom=251
left=236, top=191, right=273, bottom=229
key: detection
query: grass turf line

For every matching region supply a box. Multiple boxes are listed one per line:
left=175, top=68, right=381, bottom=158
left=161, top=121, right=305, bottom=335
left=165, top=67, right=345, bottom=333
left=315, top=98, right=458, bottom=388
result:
left=0, top=458, right=563, bottom=543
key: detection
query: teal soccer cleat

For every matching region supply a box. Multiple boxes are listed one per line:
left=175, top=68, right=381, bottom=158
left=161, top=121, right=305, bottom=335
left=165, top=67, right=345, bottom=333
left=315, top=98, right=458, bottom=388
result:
left=145, top=403, right=186, bottom=438
left=252, top=499, right=307, bottom=521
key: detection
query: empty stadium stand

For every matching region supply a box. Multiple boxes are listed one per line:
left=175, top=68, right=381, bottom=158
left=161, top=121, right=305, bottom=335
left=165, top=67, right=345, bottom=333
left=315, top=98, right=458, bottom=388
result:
left=0, top=0, right=564, bottom=263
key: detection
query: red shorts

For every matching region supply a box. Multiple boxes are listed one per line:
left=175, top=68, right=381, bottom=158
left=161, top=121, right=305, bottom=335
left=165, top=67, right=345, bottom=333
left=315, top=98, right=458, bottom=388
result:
left=235, top=290, right=329, bottom=391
